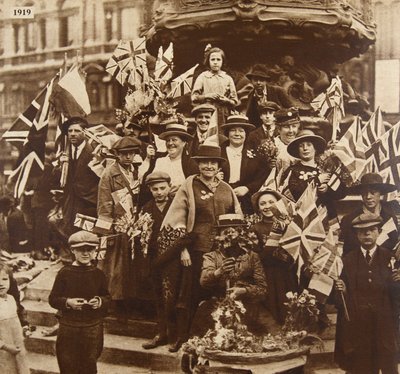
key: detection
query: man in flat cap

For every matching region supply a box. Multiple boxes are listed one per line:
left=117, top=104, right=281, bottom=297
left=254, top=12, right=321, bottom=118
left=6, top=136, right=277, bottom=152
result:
left=140, top=171, right=173, bottom=350
left=340, top=173, right=399, bottom=256
left=334, top=212, right=400, bottom=374
left=187, top=104, right=227, bottom=157
left=97, top=136, right=142, bottom=303
left=247, top=101, right=280, bottom=152
left=56, top=117, right=99, bottom=239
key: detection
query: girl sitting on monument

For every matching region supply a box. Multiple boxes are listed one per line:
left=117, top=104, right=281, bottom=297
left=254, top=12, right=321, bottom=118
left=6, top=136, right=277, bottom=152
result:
left=191, top=46, right=239, bottom=126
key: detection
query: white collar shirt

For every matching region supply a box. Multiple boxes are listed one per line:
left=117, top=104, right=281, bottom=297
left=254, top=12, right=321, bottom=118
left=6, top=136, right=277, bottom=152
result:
left=71, top=141, right=86, bottom=160
left=226, top=145, right=243, bottom=184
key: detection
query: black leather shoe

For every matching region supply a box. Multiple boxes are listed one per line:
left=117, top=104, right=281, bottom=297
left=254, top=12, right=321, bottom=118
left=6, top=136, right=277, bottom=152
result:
left=142, top=335, right=168, bottom=350
left=168, top=339, right=183, bottom=353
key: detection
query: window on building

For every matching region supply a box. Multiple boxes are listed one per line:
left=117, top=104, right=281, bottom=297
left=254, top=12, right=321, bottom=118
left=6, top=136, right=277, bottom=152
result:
left=105, top=9, right=114, bottom=42
left=121, top=7, right=140, bottom=40
left=0, top=27, right=4, bottom=55
left=375, top=59, right=400, bottom=113
left=59, top=15, right=77, bottom=47
left=13, top=24, right=20, bottom=53
left=25, top=22, right=37, bottom=51
left=39, top=19, right=46, bottom=49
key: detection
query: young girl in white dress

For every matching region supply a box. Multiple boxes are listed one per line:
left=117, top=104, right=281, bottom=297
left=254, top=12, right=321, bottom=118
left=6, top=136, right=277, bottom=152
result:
left=0, top=262, right=29, bottom=374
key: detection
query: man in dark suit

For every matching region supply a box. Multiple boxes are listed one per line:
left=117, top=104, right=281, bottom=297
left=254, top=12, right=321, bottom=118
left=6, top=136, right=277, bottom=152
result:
left=245, top=64, right=293, bottom=128
left=57, top=117, right=99, bottom=237
left=247, top=101, right=280, bottom=151
left=220, top=114, right=271, bottom=214
left=340, top=173, right=399, bottom=256
left=334, top=212, right=400, bottom=374
left=187, top=104, right=227, bottom=157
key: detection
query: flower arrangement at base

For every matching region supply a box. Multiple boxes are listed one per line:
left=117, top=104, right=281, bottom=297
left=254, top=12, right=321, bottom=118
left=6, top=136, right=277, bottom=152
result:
left=113, top=211, right=154, bottom=258
left=283, top=290, right=320, bottom=334
left=182, top=294, right=315, bottom=364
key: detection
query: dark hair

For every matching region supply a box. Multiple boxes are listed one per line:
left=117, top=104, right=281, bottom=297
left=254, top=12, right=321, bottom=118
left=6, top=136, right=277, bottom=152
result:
left=0, top=196, right=13, bottom=214
left=204, top=47, right=226, bottom=69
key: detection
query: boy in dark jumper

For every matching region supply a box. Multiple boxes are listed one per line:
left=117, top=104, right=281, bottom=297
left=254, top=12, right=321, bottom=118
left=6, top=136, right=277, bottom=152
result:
left=49, top=231, right=110, bottom=374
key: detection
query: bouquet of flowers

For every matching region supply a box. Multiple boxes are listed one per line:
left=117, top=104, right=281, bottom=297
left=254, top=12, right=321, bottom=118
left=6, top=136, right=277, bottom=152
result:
left=256, top=137, right=279, bottom=162
left=113, top=211, right=154, bottom=258
left=283, top=290, right=320, bottom=334
left=214, top=226, right=259, bottom=254
left=317, top=149, right=353, bottom=188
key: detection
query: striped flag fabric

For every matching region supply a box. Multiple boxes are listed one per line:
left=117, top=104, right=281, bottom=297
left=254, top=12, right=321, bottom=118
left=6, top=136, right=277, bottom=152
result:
left=154, top=43, right=174, bottom=82
left=311, top=76, right=344, bottom=118
left=2, top=85, right=49, bottom=148
left=106, top=37, right=147, bottom=87
left=279, top=183, right=326, bottom=265
left=376, top=121, right=400, bottom=187
left=167, top=64, right=199, bottom=99
left=362, top=107, right=385, bottom=157
left=377, top=217, right=398, bottom=246
left=310, top=228, right=343, bottom=279
left=50, top=65, right=91, bottom=118
left=7, top=78, right=56, bottom=198
left=327, top=164, right=342, bottom=191
left=333, top=116, right=366, bottom=180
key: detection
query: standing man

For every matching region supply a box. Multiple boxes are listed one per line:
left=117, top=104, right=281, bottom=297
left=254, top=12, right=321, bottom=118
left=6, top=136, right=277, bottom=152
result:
left=340, top=173, right=399, bottom=256
left=334, top=213, right=400, bottom=374
left=58, top=117, right=99, bottom=238
left=187, top=104, right=227, bottom=157
left=247, top=101, right=280, bottom=151
left=97, top=136, right=142, bottom=305
left=152, top=120, right=198, bottom=193
left=245, top=64, right=292, bottom=128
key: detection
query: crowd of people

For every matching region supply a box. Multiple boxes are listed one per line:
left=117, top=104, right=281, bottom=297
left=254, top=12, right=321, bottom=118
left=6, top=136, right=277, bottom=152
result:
left=0, top=46, right=400, bottom=374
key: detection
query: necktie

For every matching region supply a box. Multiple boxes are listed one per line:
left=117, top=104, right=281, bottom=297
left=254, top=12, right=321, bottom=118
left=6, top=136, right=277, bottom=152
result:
left=365, top=249, right=371, bottom=264
left=73, top=146, right=78, bottom=160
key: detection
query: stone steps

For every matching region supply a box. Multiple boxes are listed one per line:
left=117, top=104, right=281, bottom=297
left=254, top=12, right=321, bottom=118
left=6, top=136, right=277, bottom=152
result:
left=26, top=326, right=181, bottom=372
left=28, top=352, right=174, bottom=374
left=23, top=299, right=158, bottom=338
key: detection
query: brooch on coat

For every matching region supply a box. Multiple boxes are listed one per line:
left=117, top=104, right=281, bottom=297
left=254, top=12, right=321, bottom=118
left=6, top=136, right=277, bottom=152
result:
left=299, top=170, right=318, bottom=181
left=246, top=149, right=256, bottom=159
left=200, top=190, right=214, bottom=200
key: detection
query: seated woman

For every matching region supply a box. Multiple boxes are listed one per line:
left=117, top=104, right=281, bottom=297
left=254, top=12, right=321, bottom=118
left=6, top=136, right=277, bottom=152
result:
left=250, top=189, right=298, bottom=325
left=191, top=214, right=274, bottom=337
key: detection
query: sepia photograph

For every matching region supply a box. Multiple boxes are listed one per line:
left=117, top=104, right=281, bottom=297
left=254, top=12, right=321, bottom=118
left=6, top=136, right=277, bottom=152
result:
left=0, top=0, right=399, bottom=373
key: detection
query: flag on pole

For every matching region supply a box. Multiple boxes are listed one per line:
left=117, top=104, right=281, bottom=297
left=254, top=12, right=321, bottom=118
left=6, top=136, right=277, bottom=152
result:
left=375, top=121, right=400, bottom=187
left=279, top=183, right=326, bottom=267
left=106, top=38, right=147, bottom=87
left=7, top=78, right=56, bottom=198
left=154, top=43, right=174, bottom=82
left=311, top=76, right=344, bottom=118
left=333, top=116, right=366, bottom=181
left=311, top=76, right=344, bottom=141
left=2, top=86, right=48, bottom=148
left=167, top=64, right=199, bottom=99
left=50, top=65, right=91, bottom=117
left=377, top=217, right=398, bottom=246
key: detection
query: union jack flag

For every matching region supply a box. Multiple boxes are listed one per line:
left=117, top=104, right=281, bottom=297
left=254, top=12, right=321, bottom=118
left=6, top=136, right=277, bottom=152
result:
left=311, top=76, right=344, bottom=118
left=167, top=64, right=198, bottom=99
left=376, top=121, right=400, bottom=187
left=154, top=43, right=174, bottom=82
left=333, top=116, right=366, bottom=181
left=106, top=37, right=147, bottom=87
left=279, top=183, right=326, bottom=267
left=2, top=85, right=50, bottom=148
left=7, top=77, right=56, bottom=198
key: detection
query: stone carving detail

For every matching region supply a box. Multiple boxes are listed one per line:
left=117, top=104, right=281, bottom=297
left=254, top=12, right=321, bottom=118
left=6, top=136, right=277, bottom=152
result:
left=179, top=0, right=232, bottom=8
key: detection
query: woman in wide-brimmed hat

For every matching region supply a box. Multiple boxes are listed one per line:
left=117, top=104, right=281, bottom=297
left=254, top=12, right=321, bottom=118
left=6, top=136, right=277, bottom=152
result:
left=250, top=189, right=298, bottom=326
left=280, top=129, right=331, bottom=201
left=156, top=143, right=242, bottom=352
left=220, top=114, right=270, bottom=214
